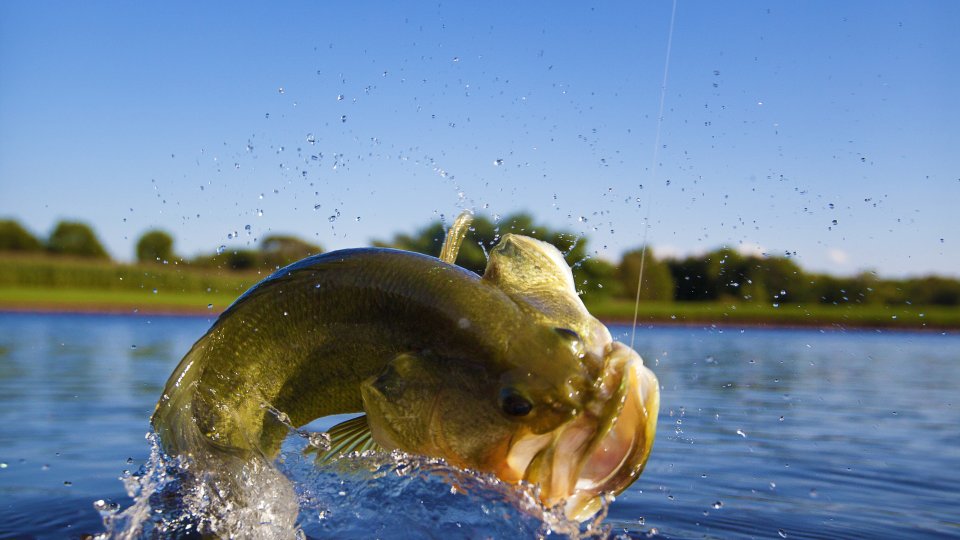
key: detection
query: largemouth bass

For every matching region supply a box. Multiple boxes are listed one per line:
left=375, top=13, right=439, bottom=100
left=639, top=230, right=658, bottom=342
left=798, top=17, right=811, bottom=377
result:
left=152, top=215, right=659, bottom=525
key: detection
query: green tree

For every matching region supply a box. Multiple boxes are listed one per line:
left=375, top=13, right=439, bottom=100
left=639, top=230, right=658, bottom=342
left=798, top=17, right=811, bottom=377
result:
left=903, top=276, right=960, bottom=306
left=0, top=219, right=43, bottom=252
left=748, top=256, right=811, bottom=304
left=47, top=220, right=110, bottom=259
left=668, top=256, right=713, bottom=301
left=669, top=247, right=747, bottom=301
left=809, top=272, right=876, bottom=305
left=575, top=258, right=623, bottom=298
left=260, top=234, right=323, bottom=268
left=618, top=247, right=674, bottom=302
left=136, top=229, right=175, bottom=263
left=223, top=249, right=259, bottom=270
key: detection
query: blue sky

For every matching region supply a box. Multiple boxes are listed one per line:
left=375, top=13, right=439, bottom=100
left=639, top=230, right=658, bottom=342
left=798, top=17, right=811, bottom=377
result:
left=1, top=1, right=957, bottom=278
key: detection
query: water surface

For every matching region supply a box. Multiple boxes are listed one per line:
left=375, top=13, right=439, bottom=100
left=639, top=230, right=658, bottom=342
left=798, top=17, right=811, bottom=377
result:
left=0, top=312, right=957, bottom=538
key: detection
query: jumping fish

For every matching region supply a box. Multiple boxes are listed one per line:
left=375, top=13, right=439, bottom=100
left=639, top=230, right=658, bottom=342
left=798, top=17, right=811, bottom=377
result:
left=152, top=213, right=659, bottom=525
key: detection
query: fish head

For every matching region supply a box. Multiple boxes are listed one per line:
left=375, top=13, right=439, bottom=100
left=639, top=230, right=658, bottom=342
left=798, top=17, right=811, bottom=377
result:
left=361, top=233, right=659, bottom=521
left=483, top=233, right=660, bottom=518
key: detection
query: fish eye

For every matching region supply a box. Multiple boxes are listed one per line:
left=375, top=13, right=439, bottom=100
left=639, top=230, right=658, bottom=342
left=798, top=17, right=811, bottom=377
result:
left=499, top=388, right=533, bottom=417
left=554, top=327, right=581, bottom=342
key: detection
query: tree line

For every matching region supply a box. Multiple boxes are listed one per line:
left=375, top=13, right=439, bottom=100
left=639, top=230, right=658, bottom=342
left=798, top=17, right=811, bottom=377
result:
left=2, top=216, right=958, bottom=307
left=0, top=219, right=320, bottom=272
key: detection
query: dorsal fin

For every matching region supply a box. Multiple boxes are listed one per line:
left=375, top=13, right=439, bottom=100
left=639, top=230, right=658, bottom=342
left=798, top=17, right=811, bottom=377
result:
left=439, top=210, right=474, bottom=265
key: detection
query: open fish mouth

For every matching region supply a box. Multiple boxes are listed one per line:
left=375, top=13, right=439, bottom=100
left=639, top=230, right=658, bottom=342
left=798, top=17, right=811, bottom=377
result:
left=503, top=342, right=660, bottom=521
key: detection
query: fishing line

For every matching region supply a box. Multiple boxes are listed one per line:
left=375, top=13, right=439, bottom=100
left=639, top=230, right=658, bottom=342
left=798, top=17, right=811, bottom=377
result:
left=631, top=0, right=677, bottom=350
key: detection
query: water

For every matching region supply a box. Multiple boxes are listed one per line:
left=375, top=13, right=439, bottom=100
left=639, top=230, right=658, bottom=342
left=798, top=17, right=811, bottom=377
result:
left=1, top=312, right=958, bottom=539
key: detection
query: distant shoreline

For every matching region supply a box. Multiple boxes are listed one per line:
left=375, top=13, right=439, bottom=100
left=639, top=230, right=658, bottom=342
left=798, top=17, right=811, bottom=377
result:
left=2, top=303, right=955, bottom=333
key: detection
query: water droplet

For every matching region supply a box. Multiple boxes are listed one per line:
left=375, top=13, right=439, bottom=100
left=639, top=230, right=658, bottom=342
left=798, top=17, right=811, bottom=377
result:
left=64, top=481, right=73, bottom=486
left=306, top=133, right=316, bottom=144
left=493, top=158, right=504, bottom=166
left=277, top=87, right=285, bottom=94
left=832, top=219, right=838, bottom=226
left=152, top=289, right=158, bottom=295
left=207, top=304, right=213, bottom=309
left=93, top=499, right=120, bottom=514
left=778, top=529, right=788, bottom=538
left=130, top=344, right=137, bottom=350
left=712, top=501, right=723, bottom=509
left=0, top=462, right=7, bottom=469
left=340, top=115, right=347, bottom=123
left=216, top=245, right=226, bottom=255
left=452, top=56, right=460, bottom=62
left=736, top=429, right=747, bottom=438
left=809, top=488, right=818, bottom=498
left=337, top=94, right=344, bottom=101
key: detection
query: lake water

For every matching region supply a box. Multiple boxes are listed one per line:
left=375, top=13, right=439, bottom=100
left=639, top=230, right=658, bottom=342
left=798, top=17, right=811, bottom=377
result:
left=0, top=312, right=958, bottom=539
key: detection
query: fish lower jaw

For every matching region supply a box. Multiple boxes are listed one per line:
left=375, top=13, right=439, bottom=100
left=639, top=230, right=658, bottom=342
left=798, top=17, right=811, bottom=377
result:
left=502, top=357, right=659, bottom=521
left=577, top=359, right=657, bottom=490
left=563, top=358, right=659, bottom=520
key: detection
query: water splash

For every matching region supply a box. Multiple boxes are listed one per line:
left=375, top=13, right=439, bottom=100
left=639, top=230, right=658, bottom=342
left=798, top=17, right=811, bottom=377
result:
left=97, top=428, right=610, bottom=539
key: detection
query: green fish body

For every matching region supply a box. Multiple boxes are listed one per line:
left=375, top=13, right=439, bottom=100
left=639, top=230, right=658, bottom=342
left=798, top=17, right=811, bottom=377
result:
left=153, top=224, right=659, bottom=526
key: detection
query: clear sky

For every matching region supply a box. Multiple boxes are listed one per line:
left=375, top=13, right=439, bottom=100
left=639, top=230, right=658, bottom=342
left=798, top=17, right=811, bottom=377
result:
left=1, top=1, right=957, bottom=277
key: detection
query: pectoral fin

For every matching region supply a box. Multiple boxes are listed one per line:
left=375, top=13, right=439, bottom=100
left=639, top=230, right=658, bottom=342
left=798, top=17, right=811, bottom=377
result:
left=312, top=415, right=383, bottom=464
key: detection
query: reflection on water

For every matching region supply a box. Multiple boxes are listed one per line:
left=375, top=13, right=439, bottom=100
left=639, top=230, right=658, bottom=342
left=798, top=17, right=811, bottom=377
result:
left=1, top=313, right=958, bottom=538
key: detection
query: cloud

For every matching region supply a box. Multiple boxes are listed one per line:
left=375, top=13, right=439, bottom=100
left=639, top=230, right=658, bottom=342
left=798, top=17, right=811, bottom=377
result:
left=827, top=248, right=850, bottom=266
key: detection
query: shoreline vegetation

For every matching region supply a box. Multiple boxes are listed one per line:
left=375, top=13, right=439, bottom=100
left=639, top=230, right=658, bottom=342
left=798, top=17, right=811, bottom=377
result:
left=2, top=291, right=957, bottom=331
left=2, top=216, right=958, bottom=330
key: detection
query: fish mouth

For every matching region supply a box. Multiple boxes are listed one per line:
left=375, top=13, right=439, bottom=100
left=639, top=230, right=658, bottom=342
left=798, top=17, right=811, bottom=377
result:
left=503, top=342, right=660, bottom=521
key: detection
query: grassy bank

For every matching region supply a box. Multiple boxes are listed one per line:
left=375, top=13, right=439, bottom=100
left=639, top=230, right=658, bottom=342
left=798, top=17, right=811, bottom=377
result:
left=2, top=254, right=958, bottom=329
left=583, top=298, right=960, bottom=330
left=0, top=254, right=260, bottom=315
left=0, top=287, right=240, bottom=315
